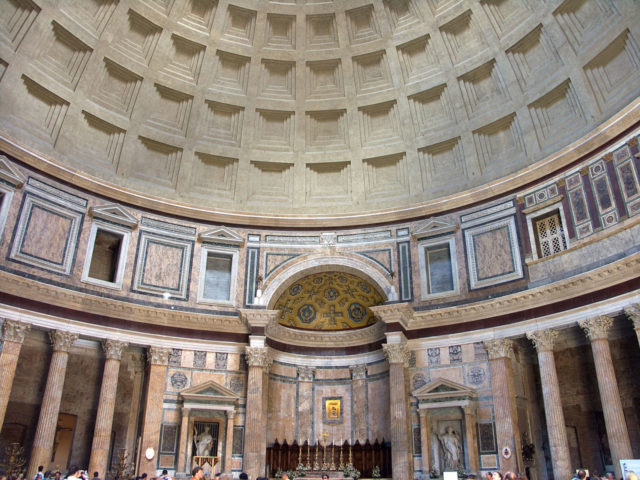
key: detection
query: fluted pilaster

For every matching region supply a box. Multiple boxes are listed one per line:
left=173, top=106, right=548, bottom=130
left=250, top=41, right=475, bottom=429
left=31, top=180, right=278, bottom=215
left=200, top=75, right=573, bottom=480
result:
left=0, top=319, right=30, bottom=427
left=89, top=340, right=128, bottom=477
left=350, top=365, right=368, bottom=443
left=579, top=316, right=633, bottom=479
left=28, top=330, right=78, bottom=477
left=224, top=410, right=236, bottom=473
left=244, top=346, right=270, bottom=478
left=138, top=346, right=171, bottom=476
left=418, top=410, right=432, bottom=474
left=527, top=329, right=571, bottom=480
left=483, top=338, right=521, bottom=473
left=383, top=342, right=412, bottom=479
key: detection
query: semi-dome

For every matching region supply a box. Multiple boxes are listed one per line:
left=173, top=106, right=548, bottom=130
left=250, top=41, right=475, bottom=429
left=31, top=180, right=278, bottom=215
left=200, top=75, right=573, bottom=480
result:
left=1, top=0, right=639, bottom=226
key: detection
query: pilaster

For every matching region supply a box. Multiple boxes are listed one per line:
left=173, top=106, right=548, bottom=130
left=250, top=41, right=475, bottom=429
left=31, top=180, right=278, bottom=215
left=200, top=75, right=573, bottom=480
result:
left=297, top=366, right=314, bottom=443
left=418, top=410, right=432, bottom=475
left=224, top=410, right=236, bottom=473
left=0, top=319, right=30, bottom=427
left=350, top=364, right=368, bottom=443
left=177, top=407, right=191, bottom=474
left=244, top=346, right=270, bottom=478
left=623, top=303, right=640, bottom=346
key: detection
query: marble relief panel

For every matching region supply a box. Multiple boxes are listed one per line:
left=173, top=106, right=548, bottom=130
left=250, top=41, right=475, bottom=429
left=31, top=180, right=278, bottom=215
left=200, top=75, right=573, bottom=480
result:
left=167, top=368, right=189, bottom=392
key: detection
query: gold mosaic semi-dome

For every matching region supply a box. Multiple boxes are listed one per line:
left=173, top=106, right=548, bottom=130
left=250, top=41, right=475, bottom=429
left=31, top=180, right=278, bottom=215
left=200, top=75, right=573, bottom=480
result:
left=273, top=272, right=384, bottom=331
left=0, top=0, right=639, bottom=225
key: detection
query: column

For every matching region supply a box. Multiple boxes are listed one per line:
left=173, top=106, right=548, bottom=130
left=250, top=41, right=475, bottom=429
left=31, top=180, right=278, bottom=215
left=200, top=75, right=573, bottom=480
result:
left=350, top=365, right=367, bottom=443
left=177, top=407, right=191, bottom=474
left=418, top=410, right=432, bottom=475
left=624, top=303, right=640, bottom=346
left=27, top=330, right=79, bottom=477
left=579, top=316, right=633, bottom=479
left=89, top=339, right=128, bottom=477
left=297, top=366, right=314, bottom=443
left=462, top=405, right=479, bottom=474
left=383, top=341, right=412, bottom=480
left=138, top=346, right=171, bottom=476
left=124, top=353, right=145, bottom=457
left=0, top=319, right=30, bottom=427
left=484, top=338, right=522, bottom=473
left=244, top=346, right=270, bottom=479
left=224, top=410, right=235, bottom=473
left=526, top=329, right=571, bottom=480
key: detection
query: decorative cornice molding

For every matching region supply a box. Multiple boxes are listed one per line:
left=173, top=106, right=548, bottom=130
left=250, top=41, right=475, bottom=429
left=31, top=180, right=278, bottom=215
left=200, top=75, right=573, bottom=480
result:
left=383, top=342, right=409, bottom=366
left=624, top=303, right=640, bottom=329
left=370, top=303, right=413, bottom=328
left=245, top=346, right=271, bottom=368
left=49, top=330, right=79, bottom=352
left=103, top=339, right=128, bottom=360
left=526, top=329, right=559, bottom=353
left=578, top=315, right=613, bottom=341
left=0, top=270, right=247, bottom=334
left=483, top=338, right=513, bottom=359
left=147, top=346, right=171, bottom=366
left=239, top=309, right=279, bottom=329
left=265, top=320, right=385, bottom=348
left=1, top=319, right=30, bottom=343
left=297, top=366, right=315, bottom=382
left=410, top=254, right=639, bottom=330
left=350, top=364, right=367, bottom=380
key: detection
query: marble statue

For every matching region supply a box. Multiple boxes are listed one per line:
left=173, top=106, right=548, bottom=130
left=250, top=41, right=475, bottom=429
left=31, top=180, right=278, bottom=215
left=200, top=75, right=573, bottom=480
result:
left=436, top=426, right=462, bottom=471
left=195, top=425, right=214, bottom=456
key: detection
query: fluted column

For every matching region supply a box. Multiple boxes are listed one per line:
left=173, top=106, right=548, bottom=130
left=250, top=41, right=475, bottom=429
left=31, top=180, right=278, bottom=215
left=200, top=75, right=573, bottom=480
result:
left=297, top=366, right=314, bottom=443
left=177, top=407, right=191, bottom=474
left=350, top=365, right=367, bottom=443
left=418, top=410, right=432, bottom=475
left=224, top=410, right=235, bottom=473
left=527, top=329, right=571, bottom=480
left=625, top=304, right=640, bottom=347
left=244, top=346, right=270, bottom=478
left=138, top=346, right=171, bottom=476
left=484, top=338, right=522, bottom=473
left=0, top=319, right=30, bottom=427
left=27, top=330, right=78, bottom=477
left=383, top=341, right=412, bottom=480
left=89, top=339, right=128, bottom=477
left=579, top=316, right=633, bottom=479
left=462, top=405, right=479, bottom=473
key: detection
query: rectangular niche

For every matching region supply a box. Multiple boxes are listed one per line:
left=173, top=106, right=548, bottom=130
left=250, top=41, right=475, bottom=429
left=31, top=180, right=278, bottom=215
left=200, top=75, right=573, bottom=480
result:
left=383, top=0, right=423, bottom=35
left=254, top=109, right=295, bottom=151
left=222, top=5, right=256, bottom=46
left=408, top=84, right=456, bottom=136
left=439, top=10, right=487, bottom=66
left=305, top=161, right=352, bottom=204
left=248, top=161, right=294, bottom=204
left=358, top=101, right=402, bottom=147
left=112, top=9, right=162, bottom=66
left=189, top=153, right=238, bottom=200
left=131, top=137, right=182, bottom=189
left=418, top=137, right=467, bottom=191
left=346, top=4, right=381, bottom=45
left=396, top=35, right=439, bottom=84
left=144, top=83, right=193, bottom=137
left=306, top=59, right=344, bottom=99
left=160, top=34, right=206, bottom=85
left=198, top=246, right=238, bottom=305
left=472, top=113, right=525, bottom=173
left=265, top=13, right=295, bottom=50
left=92, top=58, right=143, bottom=117
left=362, top=153, right=409, bottom=200
left=306, top=13, right=338, bottom=50
left=200, top=100, right=244, bottom=147
left=81, top=222, right=131, bottom=289
left=457, top=60, right=510, bottom=119
left=132, top=230, right=193, bottom=299
left=259, top=59, right=296, bottom=99
left=352, top=50, right=392, bottom=95
left=177, top=0, right=217, bottom=35
left=305, top=109, right=349, bottom=151
left=211, top=50, right=251, bottom=95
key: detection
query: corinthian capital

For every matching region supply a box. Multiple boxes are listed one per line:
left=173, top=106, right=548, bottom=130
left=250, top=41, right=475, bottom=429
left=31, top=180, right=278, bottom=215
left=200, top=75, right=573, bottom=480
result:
left=483, top=338, right=513, bottom=359
left=383, top=343, right=409, bottom=366
left=147, top=346, right=171, bottom=366
left=297, top=366, right=315, bottom=382
left=350, top=364, right=367, bottom=380
left=49, top=330, right=79, bottom=352
left=245, top=346, right=270, bottom=368
left=526, top=329, right=559, bottom=352
left=578, top=315, right=613, bottom=341
left=102, top=339, right=128, bottom=360
left=2, top=319, right=31, bottom=343
left=624, top=303, right=640, bottom=329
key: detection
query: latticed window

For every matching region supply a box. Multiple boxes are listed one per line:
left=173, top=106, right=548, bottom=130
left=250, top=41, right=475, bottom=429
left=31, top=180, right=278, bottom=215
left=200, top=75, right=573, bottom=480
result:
left=534, top=210, right=567, bottom=258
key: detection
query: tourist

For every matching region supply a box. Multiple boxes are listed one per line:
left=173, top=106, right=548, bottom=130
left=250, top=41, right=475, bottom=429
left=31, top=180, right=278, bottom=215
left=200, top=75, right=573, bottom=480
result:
left=281, top=474, right=289, bottom=480
left=504, top=472, right=516, bottom=480
left=239, top=474, right=248, bottom=480
left=190, top=467, right=203, bottom=480
left=492, top=472, right=503, bottom=480
left=160, top=470, right=170, bottom=480
left=34, top=467, right=44, bottom=480
left=66, top=467, right=83, bottom=480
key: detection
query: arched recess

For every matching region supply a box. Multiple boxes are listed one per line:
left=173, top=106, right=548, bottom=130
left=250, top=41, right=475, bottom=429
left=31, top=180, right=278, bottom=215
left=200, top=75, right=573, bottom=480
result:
left=257, top=253, right=398, bottom=309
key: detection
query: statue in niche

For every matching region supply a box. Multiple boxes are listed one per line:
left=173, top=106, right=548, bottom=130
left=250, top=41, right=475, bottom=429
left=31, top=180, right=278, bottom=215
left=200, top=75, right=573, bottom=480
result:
left=194, top=425, right=214, bottom=456
left=435, top=426, right=462, bottom=471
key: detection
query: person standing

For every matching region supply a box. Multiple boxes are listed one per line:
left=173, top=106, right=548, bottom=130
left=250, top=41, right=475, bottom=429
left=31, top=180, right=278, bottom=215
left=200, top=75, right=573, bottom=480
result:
left=190, top=468, right=203, bottom=480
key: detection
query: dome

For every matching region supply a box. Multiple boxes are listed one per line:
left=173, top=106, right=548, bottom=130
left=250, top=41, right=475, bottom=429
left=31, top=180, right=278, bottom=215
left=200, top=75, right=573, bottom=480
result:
left=1, top=0, right=639, bottom=226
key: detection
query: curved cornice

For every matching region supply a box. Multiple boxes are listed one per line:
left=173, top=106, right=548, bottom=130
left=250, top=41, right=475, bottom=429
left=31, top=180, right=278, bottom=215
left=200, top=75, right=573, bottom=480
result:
left=265, top=320, right=386, bottom=348
left=2, top=98, right=638, bottom=228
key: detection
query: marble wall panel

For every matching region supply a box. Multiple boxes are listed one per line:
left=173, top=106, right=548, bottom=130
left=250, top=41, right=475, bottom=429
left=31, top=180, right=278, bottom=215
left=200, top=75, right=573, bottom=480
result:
left=163, top=408, right=179, bottom=423
left=192, top=371, right=225, bottom=387
left=313, top=382, right=351, bottom=443
left=367, top=377, right=390, bottom=443
left=267, top=377, right=296, bottom=443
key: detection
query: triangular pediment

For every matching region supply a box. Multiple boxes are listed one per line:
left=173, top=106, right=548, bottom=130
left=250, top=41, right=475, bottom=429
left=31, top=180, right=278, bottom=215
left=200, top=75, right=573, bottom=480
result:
left=0, top=155, right=26, bottom=188
left=90, top=204, right=138, bottom=228
left=199, top=227, right=244, bottom=246
left=180, top=380, right=239, bottom=406
left=413, top=377, right=476, bottom=401
left=412, top=219, right=457, bottom=239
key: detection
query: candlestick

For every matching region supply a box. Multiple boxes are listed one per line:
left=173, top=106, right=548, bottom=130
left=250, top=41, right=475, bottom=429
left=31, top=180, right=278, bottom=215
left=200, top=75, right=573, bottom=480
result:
left=339, top=442, right=344, bottom=470
left=306, top=440, right=311, bottom=470
left=314, top=440, right=320, bottom=471
left=329, top=442, right=336, bottom=470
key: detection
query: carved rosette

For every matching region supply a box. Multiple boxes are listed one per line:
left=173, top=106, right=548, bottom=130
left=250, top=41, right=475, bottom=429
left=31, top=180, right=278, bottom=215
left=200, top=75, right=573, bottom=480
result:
left=49, top=330, right=79, bottom=352
left=102, top=339, right=128, bottom=360
left=624, top=303, right=640, bottom=329
left=297, top=366, right=314, bottom=382
left=383, top=343, right=409, bottom=366
left=578, top=315, right=613, bottom=341
left=245, top=346, right=270, bottom=368
left=350, top=364, right=367, bottom=380
left=1, top=319, right=31, bottom=343
left=483, top=338, right=514, bottom=359
left=526, top=329, right=559, bottom=352
left=147, top=346, right=171, bottom=366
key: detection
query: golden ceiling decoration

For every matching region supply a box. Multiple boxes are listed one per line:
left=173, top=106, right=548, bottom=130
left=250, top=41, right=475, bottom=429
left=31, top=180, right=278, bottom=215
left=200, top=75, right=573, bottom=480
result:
left=274, top=271, right=384, bottom=331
